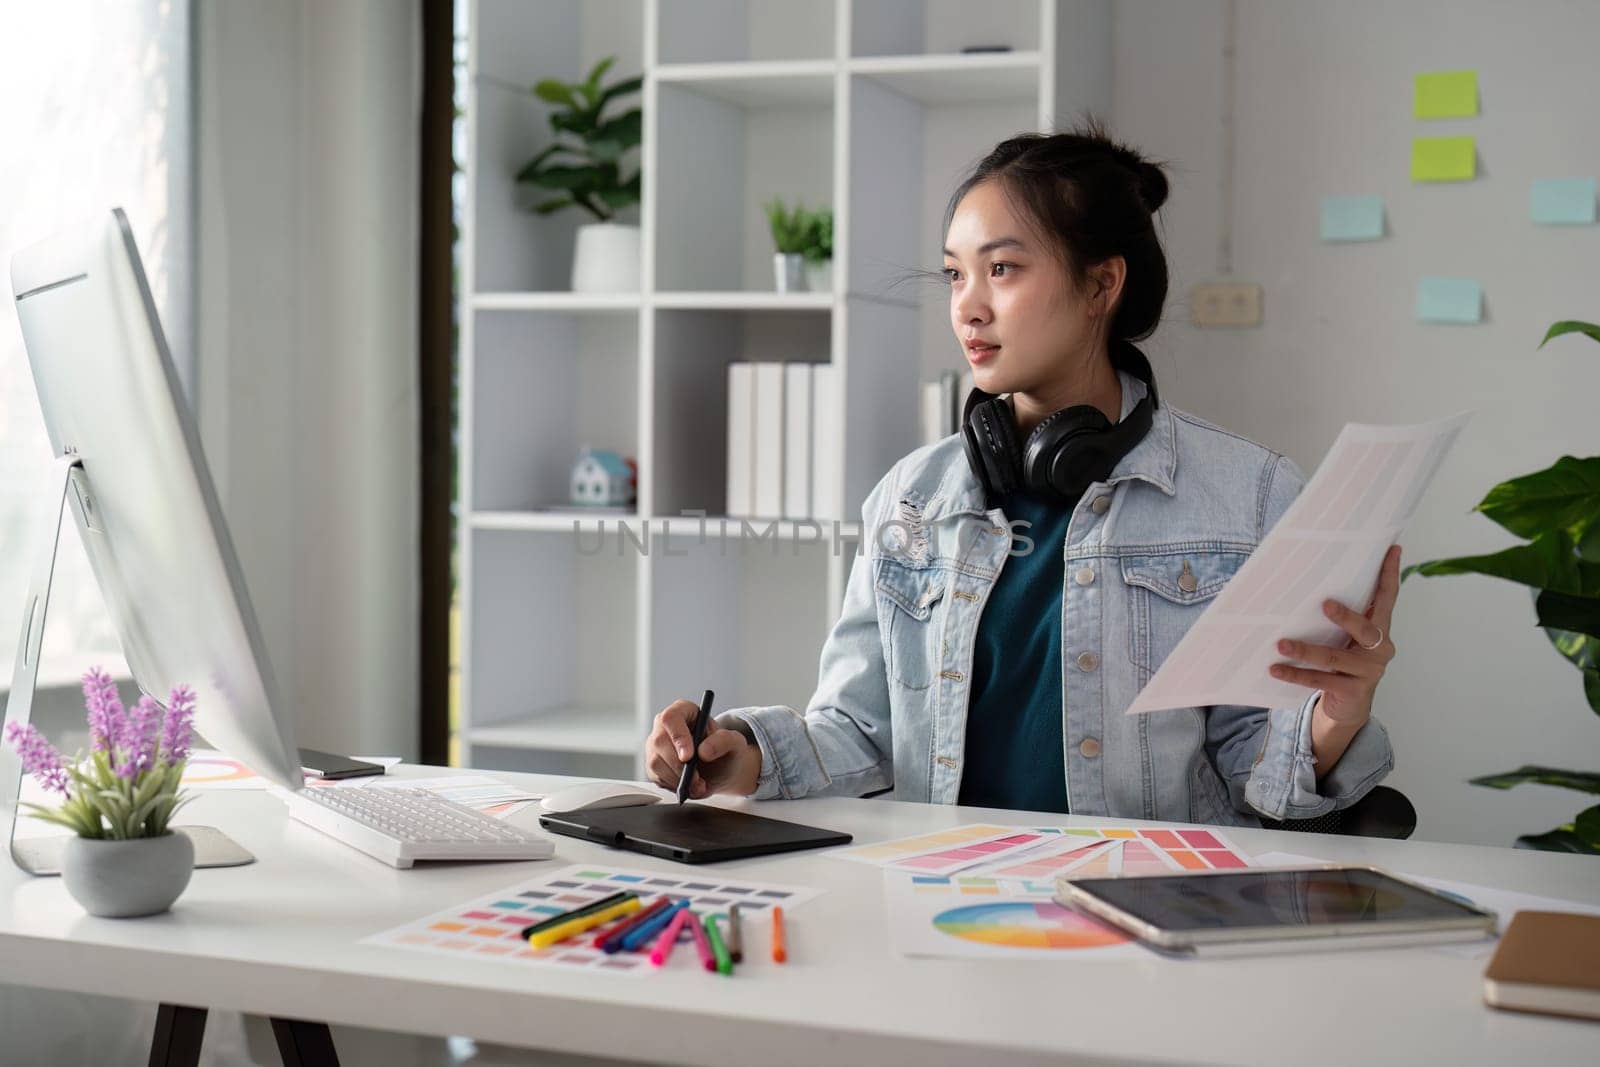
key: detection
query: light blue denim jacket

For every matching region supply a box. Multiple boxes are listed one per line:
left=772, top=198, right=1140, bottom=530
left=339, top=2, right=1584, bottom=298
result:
left=726, top=372, right=1394, bottom=825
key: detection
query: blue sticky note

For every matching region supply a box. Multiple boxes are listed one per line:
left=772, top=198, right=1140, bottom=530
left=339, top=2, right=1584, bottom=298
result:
left=1415, top=277, right=1483, bottom=324
left=1320, top=196, right=1385, bottom=242
left=1530, top=178, right=1597, bottom=225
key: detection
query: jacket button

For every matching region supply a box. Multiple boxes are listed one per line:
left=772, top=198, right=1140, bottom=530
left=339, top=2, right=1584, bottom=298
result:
left=1079, top=738, right=1102, bottom=758
left=1077, top=651, right=1099, bottom=672
left=1074, top=566, right=1095, bottom=586
left=1090, top=496, right=1110, bottom=515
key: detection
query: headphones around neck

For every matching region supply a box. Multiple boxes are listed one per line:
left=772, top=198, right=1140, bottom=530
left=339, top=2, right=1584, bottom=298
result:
left=961, top=341, right=1160, bottom=510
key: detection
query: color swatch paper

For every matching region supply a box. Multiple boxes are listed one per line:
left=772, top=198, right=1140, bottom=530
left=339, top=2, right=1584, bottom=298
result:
left=1320, top=196, right=1385, bottom=242
left=1415, top=277, right=1483, bottom=324
left=1413, top=70, right=1478, bottom=119
left=1530, top=178, right=1597, bottom=225
left=1411, top=136, right=1476, bottom=182
left=366, top=864, right=822, bottom=977
left=886, top=871, right=1144, bottom=961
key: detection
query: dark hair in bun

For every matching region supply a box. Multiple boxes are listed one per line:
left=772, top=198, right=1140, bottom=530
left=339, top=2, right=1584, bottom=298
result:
left=943, top=117, right=1170, bottom=344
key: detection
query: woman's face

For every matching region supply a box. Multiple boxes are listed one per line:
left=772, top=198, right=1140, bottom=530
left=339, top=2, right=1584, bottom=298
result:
left=942, top=180, right=1103, bottom=396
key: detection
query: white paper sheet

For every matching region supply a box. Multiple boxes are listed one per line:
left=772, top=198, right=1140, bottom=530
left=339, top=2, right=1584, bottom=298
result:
left=1127, top=412, right=1472, bottom=714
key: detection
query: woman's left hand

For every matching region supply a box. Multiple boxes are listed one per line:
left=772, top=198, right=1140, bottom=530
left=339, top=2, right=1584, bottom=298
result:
left=1269, top=544, right=1401, bottom=726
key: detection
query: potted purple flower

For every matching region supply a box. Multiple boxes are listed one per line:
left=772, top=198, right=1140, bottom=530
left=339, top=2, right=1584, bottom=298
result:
left=5, top=668, right=198, bottom=917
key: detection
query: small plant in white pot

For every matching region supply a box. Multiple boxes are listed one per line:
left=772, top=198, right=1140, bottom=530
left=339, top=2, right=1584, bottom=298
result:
left=764, top=198, right=830, bottom=293
left=803, top=207, right=833, bottom=294
left=6, top=668, right=198, bottom=917
left=516, top=57, right=642, bottom=292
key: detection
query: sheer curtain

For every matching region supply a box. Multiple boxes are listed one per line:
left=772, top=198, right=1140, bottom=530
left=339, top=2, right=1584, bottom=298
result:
left=0, top=0, right=193, bottom=694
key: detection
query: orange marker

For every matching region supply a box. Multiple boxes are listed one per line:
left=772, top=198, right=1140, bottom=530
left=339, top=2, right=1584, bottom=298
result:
left=771, top=905, right=787, bottom=963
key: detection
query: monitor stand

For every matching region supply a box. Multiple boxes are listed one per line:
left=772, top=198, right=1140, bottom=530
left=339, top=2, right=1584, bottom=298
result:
left=2, top=455, right=254, bottom=874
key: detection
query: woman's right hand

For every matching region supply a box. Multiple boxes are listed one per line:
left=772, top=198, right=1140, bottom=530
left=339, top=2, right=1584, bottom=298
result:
left=645, top=699, right=762, bottom=799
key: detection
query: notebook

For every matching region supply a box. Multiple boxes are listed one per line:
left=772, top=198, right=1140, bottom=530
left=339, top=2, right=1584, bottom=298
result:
left=1483, top=910, right=1600, bottom=1021
left=539, top=802, right=851, bottom=865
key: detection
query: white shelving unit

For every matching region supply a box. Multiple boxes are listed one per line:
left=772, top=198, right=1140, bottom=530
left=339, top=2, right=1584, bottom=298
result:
left=459, top=0, right=1112, bottom=776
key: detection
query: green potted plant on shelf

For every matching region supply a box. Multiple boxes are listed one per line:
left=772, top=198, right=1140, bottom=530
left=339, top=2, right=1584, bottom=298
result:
left=6, top=668, right=199, bottom=915
left=516, top=56, right=642, bottom=292
left=1405, top=319, right=1600, bottom=854
left=764, top=198, right=831, bottom=293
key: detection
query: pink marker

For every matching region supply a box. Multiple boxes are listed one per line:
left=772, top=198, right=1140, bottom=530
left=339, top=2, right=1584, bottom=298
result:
left=649, top=907, right=693, bottom=967
left=688, top=910, right=717, bottom=971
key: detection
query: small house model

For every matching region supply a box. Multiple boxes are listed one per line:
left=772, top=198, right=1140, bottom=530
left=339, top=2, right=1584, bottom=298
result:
left=569, top=446, right=635, bottom=507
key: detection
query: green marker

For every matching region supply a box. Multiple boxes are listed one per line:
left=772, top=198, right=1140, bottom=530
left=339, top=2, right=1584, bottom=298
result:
left=704, top=914, right=733, bottom=975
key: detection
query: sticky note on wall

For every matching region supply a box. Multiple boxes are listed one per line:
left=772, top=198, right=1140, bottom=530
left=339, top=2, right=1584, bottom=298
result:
left=1529, top=178, right=1597, bottom=225
left=1320, top=196, right=1384, bottom=242
left=1411, top=136, right=1476, bottom=182
left=1415, top=278, right=1483, bottom=324
left=1414, top=70, right=1478, bottom=119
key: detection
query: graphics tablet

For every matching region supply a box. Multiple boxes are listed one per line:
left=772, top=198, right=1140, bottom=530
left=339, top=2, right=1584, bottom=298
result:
left=1056, top=865, right=1497, bottom=956
left=539, top=802, right=851, bottom=864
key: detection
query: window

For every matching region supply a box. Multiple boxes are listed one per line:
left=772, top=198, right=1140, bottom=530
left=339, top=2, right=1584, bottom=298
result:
left=0, top=1, right=192, bottom=689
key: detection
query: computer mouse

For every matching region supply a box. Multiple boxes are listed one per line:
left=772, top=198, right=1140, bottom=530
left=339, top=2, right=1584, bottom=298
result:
left=540, top=781, right=664, bottom=814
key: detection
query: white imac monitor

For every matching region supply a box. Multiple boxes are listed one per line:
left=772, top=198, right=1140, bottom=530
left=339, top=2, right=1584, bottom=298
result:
left=2, top=209, right=302, bottom=870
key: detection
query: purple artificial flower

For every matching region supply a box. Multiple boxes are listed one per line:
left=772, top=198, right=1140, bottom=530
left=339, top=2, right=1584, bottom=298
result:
left=81, top=666, right=125, bottom=754
left=120, top=695, right=163, bottom=778
left=160, top=685, right=196, bottom=764
left=5, top=721, right=70, bottom=796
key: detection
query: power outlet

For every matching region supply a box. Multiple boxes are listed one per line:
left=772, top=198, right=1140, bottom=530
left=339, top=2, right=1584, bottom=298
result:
left=1191, top=282, right=1262, bottom=327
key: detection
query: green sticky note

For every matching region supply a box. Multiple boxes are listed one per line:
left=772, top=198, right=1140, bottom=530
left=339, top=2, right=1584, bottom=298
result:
left=1411, top=136, right=1475, bottom=182
left=1414, top=70, right=1478, bottom=119
left=1415, top=277, right=1482, bottom=324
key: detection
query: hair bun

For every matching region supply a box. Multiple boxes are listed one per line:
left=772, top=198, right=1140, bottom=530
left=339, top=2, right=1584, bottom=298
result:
left=1101, top=142, right=1168, bottom=213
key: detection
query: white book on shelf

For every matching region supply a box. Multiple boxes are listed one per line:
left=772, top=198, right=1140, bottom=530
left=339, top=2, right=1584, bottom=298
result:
left=811, top=363, right=842, bottom=522
left=753, top=362, right=786, bottom=519
left=784, top=363, right=813, bottom=518
left=726, top=362, right=755, bottom=517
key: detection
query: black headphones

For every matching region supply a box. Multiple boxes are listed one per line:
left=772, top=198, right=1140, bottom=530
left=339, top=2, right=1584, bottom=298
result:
left=961, top=341, right=1160, bottom=510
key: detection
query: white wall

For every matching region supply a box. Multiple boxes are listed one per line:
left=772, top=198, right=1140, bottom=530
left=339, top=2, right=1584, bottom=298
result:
left=196, top=0, right=421, bottom=758
left=1111, top=0, right=1600, bottom=846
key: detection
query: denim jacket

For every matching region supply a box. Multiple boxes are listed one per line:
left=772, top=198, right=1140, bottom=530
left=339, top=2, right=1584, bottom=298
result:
left=725, top=372, right=1394, bottom=825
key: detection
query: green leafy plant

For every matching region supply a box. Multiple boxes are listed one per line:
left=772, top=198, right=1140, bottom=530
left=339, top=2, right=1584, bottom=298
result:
left=1404, top=319, right=1600, bottom=853
left=764, top=198, right=832, bottom=261
left=515, top=57, right=641, bottom=222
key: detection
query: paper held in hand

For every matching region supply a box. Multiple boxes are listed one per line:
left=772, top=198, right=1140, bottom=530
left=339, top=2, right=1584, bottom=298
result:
left=1126, top=412, right=1471, bottom=715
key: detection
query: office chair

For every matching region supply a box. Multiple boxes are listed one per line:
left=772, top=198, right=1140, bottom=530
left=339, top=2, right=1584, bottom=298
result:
left=1265, top=786, right=1417, bottom=839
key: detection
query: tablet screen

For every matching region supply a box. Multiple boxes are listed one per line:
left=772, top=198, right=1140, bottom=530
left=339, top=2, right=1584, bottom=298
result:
left=1067, top=867, right=1490, bottom=932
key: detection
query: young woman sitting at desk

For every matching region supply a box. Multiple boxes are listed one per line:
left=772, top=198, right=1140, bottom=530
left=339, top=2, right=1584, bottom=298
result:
left=643, top=122, right=1400, bottom=826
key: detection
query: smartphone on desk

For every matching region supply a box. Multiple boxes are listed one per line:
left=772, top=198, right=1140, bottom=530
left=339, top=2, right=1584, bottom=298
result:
left=298, top=748, right=386, bottom=780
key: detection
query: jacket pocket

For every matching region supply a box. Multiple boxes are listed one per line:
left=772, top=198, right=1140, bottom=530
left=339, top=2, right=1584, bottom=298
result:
left=1121, top=550, right=1250, bottom=675
left=874, top=558, right=947, bottom=691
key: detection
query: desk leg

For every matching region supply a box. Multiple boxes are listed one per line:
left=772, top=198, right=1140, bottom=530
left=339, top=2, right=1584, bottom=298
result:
left=149, top=1003, right=207, bottom=1067
left=270, top=1016, right=341, bottom=1066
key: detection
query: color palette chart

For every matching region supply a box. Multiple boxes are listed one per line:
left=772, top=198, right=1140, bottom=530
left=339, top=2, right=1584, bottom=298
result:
left=835, top=824, right=1033, bottom=871
left=885, top=872, right=1141, bottom=962
left=843, top=824, right=1252, bottom=879
left=365, top=865, right=821, bottom=978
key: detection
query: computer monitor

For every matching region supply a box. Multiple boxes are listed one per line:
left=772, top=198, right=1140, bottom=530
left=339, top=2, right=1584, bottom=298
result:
left=3, top=209, right=302, bottom=870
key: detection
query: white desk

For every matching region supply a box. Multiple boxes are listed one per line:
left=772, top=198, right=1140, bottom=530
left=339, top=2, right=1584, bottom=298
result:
left=3, top=764, right=1597, bottom=1066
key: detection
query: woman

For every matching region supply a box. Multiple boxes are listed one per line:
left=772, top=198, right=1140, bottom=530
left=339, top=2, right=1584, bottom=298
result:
left=644, top=123, right=1398, bottom=826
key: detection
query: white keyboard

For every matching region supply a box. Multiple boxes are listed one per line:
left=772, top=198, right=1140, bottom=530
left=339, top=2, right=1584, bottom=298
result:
left=279, top=786, right=554, bottom=868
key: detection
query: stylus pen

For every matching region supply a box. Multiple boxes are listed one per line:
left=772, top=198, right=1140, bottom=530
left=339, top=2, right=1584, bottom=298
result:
left=619, top=898, right=690, bottom=954
left=675, top=689, right=716, bottom=804
left=519, top=890, right=633, bottom=940
left=650, top=907, right=693, bottom=967
left=596, top=896, right=673, bottom=952
left=727, top=903, right=744, bottom=962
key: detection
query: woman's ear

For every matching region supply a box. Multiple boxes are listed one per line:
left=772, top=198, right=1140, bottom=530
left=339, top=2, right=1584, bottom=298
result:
left=1087, top=257, right=1128, bottom=318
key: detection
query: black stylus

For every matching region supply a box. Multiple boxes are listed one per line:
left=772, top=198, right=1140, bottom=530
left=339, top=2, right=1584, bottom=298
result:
left=675, top=689, right=715, bottom=804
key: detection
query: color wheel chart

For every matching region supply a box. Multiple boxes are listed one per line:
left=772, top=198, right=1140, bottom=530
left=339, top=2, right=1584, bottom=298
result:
left=885, top=872, right=1142, bottom=961
left=933, top=901, right=1128, bottom=951
left=365, top=865, right=821, bottom=977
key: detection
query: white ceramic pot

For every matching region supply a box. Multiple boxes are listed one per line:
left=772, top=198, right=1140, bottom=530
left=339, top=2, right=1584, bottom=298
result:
left=62, top=831, right=194, bottom=918
left=774, top=252, right=806, bottom=293
left=571, top=222, right=641, bottom=292
left=803, top=258, right=833, bottom=294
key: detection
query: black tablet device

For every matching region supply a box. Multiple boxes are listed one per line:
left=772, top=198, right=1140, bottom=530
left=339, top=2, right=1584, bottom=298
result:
left=539, top=803, right=851, bottom=864
left=1056, top=865, right=1497, bottom=956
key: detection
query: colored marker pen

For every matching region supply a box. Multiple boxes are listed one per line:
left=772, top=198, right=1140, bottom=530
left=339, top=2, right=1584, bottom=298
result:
left=727, top=903, right=744, bottom=963
left=705, top=915, right=733, bottom=976
left=772, top=905, right=787, bottom=963
left=650, top=908, right=693, bottom=967
left=688, top=909, right=716, bottom=971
